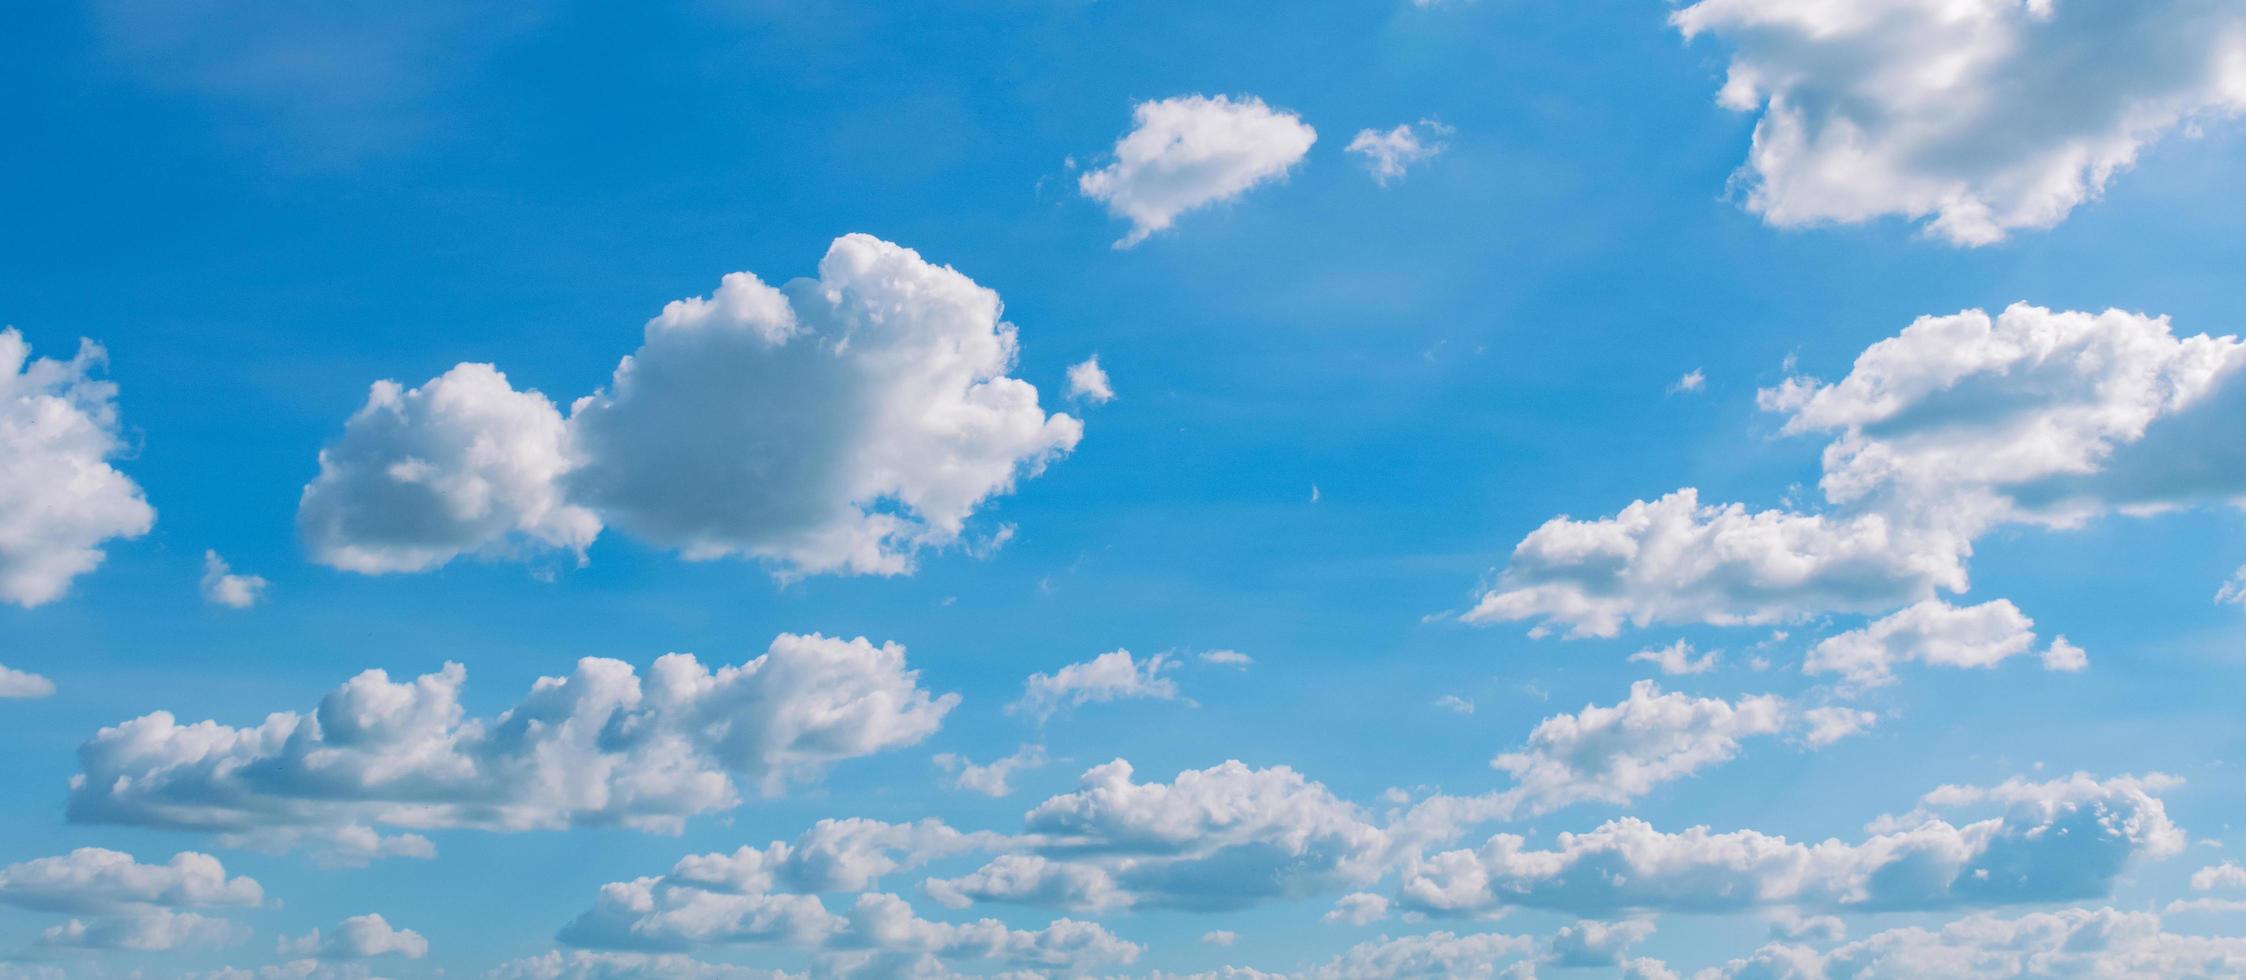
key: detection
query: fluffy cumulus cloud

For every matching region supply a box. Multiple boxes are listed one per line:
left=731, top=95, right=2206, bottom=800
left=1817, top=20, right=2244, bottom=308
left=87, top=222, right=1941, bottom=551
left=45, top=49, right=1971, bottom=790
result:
left=1346, top=119, right=1451, bottom=185
left=0, top=848, right=261, bottom=953
left=0, top=329, right=156, bottom=607
left=1472, top=303, right=2246, bottom=641
left=1307, top=930, right=1536, bottom=979
left=278, top=914, right=427, bottom=960
left=1399, top=773, right=2181, bottom=916
left=1079, top=94, right=1317, bottom=246
left=555, top=818, right=1137, bottom=974
left=1766, top=304, right=2246, bottom=528
left=928, top=759, right=1394, bottom=913
left=302, top=235, right=1080, bottom=579
left=2194, top=861, right=2246, bottom=891
left=1701, top=907, right=2246, bottom=978
left=1804, top=598, right=2084, bottom=688
left=0, top=663, right=56, bottom=699
left=67, top=633, right=955, bottom=853
left=1672, top=0, right=2246, bottom=244
left=1010, top=649, right=1182, bottom=722
left=298, top=362, right=597, bottom=574
left=1463, top=488, right=1968, bottom=638
left=200, top=551, right=269, bottom=609
left=1485, top=682, right=1796, bottom=818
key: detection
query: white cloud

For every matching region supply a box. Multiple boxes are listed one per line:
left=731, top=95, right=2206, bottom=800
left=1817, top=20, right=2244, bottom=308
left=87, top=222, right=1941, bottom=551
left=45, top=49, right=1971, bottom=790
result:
left=1010, top=649, right=1181, bottom=722
left=1202, top=930, right=1238, bottom=946
left=554, top=821, right=1137, bottom=973
left=303, top=236, right=1081, bottom=580
left=1346, top=119, right=1451, bottom=186
left=935, top=744, right=1048, bottom=797
left=1485, top=681, right=1794, bottom=818
left=0, top=848, right=262, bottom=913
left=1433, top=695, right=1476, bottom=715
left=1463, top=488, right=1968, bottom=638
left=0, top=329, right=155, bottom=606
left=928, top=759, right=1392, bottom=913
left=1629, top=640, right=1719, bottom=676
left=298, top=362, right=598, bottom=574
left=0, top=849, right=260, bottom=954
left=43, top=907, right=247, bottom=952
left=278, top=914, right=427, bottom=959
left=1400, top=773, right=2181, bottom=916
left=1066, top=356, right=1114, bottom=404
left=68, top=633, right=956, bottom=850
left=0, top=663, right=56, bottom=699
left=1307, top=931, right=1536, bottom=979
left=1799, top=706, right=1879, bottom=748
left=200, top=551, right=268, bottom=609
left=1325, top=892, right=1391, bottom=925
left=1804, top=598, right=2083, bottom=688
left=1672, top=0, right=2246, bottom=244
left=487, top=951, right=786, bottom=980
left=1472, top=304, right=2246, bottom=642
left=1199, top=649, right=1253, bottom=669
left=1546, top=919, right=1655, bottom=968
left=567, top=236, right=1080, bottom=576
left=1668, top=369, right=1706, bottom=395
left=2195, top=861, right=2246, bottom=891
left=1767, top=304, right=2246, bottom=529
left=1701, top=907, right=2246, bottom=978
left=1079, top=94, right=1317, bottom=247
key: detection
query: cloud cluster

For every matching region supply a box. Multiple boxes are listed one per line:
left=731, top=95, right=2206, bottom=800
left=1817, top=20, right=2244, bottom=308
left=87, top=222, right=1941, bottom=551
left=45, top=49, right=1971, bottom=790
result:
left=1400, top=773, right=2180, bottom=916
left=934, top=744, right=1048, bottom=798
left=555, top=819, right=1137, bottom=974
left=277, top=914, right=427, bottom=960
left=0, top=848, right=261, bottom=953
left=1673, top=0, right=2246, bottom=244
left=1079, top=94, right=1317, bottom=247
left=68, top=633, right=956, bottom=853
left=200, top=551, right=270, bottom=609
left=1696, top=907, right=2246, bottom=978
left=301, top=235, right=1081, bottom=579
left=0, top=329, right=155, bottom=607
left=927, top=759, right=1393, bottom=913
left=1472, top=304, right=2246, bottom=643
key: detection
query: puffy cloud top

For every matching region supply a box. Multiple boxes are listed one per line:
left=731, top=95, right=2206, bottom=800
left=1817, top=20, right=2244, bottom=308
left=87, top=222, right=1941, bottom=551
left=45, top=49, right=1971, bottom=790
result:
left=1079, top=94, right=1317, bottom=247
left=68, top=633, right=956, bottom=851
left=1674, top=0, right=2246, bottom=244
left=0, top=329, right=155, bottom=606
left=300, top=235, right=1080, bottom=580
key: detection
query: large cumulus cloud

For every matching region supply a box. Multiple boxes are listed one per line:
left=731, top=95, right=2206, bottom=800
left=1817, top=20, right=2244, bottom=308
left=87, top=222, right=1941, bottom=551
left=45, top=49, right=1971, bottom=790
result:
left=0, top=329, right=155, bottom=606
left=299, top=234, right=1081, bottom=578
left=67, top=633, right=956, bottom=855
left=1674, top=0, right=2246, bottom=244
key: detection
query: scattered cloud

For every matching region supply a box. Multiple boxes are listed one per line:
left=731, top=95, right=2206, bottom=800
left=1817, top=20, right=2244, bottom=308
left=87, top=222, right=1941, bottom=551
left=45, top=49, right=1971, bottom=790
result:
left=0, top=329, right=155, bottom=607
left=68, top=634, right=956, bottom=852
left=199, top=551, right=269, bottom=609
left=1673, top=0, right=2246, bottom=244
left=1346, top=119, right=1451, bottom=186
left=935, top=744, right=1049, bottom=798
left=277, top=914, right=427, bottom=960
left=0, top=664, right=56, bottom=699
left=1629, top=640, right=1718, bottom=676
left=1066, top=356, right=1115, bottom=404
left=1010, top=649, right=1181, bottom=723
left=1804, top=598, right=2084, bottom=689
left=1079, top=94, right=1317, bottom=246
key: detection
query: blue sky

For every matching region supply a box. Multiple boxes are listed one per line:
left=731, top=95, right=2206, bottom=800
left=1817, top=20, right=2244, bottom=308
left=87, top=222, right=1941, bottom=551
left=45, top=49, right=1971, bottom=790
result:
left=5, top=1, right=2246, bottom=977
